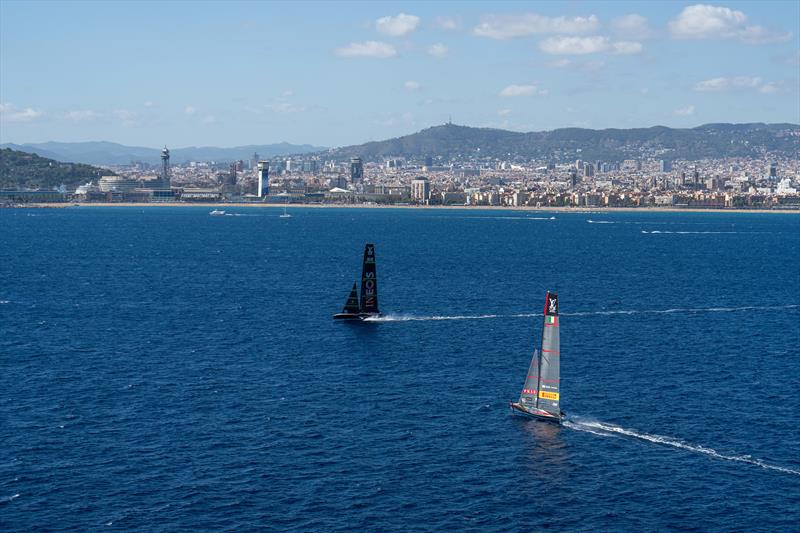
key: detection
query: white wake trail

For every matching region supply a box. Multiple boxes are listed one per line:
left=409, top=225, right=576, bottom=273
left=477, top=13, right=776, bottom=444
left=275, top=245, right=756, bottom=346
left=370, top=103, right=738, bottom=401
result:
left=364, top=313, right=510, bottom=322
left=368, top=305, right=798, bottom=323
left=562, top=304, right=799, bottom=317
left=565, top=419, right=800, bottom=476
left=642, top=230, right=771, bottom=235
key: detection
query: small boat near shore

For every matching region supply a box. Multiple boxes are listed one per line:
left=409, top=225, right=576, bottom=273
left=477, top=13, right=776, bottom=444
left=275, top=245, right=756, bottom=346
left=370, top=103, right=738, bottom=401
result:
left=333, top=243, right=381, bottom=321
left=209, top=209, right=226, bottom=216
left=510, top=291, right=565, bottom=424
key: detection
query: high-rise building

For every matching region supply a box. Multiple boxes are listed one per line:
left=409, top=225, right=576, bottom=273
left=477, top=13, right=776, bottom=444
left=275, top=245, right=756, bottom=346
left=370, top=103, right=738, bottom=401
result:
left=570, top=168, right=579, bottom=189
left=769, top=162, right=778, bottom=178
left=257, top=161, right=270, bottom=197
left=160, top=146, right=171, bottom=188
left=583, top=163, right=594, bottom=178
left=350, top=157, right=363, bottom=183
left=411, top=177, right=430, bottom=203
left=424, top=155, right=433, bottom=168
left=251, top=152, right=259, bottom=170
left=659, top=160, right=672, bottom=173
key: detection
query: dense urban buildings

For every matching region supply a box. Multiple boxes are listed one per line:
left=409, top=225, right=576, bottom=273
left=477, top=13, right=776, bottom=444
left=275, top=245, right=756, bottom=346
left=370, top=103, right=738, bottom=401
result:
left=2, top=145, right=799, bottom=210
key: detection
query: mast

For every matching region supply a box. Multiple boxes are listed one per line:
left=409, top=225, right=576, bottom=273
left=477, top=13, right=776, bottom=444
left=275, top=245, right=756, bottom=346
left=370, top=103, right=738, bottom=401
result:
left=359, top=243, right=379, bottom=313
left=537, top=292, right=561, bottom=416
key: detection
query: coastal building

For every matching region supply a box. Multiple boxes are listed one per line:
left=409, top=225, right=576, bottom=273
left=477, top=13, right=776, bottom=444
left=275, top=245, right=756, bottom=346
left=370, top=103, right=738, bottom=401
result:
left=98, top=175, right=139, bottom=193
left=411, top=177, right=430, bottom=203
left=350, top=157, right=363, bottom=184
left=258, top=161, right=270, bottom=197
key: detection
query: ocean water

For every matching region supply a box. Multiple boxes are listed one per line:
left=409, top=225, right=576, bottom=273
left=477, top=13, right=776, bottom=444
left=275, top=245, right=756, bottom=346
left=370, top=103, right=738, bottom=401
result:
left=1, top=206, right=799, bottom=531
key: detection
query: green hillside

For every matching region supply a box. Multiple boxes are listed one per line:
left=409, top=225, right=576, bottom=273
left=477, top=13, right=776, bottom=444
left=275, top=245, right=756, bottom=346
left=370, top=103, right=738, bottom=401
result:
left=0, top=148, right=112, bottom=190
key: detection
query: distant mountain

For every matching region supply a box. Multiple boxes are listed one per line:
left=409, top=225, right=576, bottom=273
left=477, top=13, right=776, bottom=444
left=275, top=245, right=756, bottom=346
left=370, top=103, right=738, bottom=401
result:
left=0, top=148, right=112, bottom=190
left=0, top=141, right=327, bottom=166
left=327, top=123, right=800, bottom=162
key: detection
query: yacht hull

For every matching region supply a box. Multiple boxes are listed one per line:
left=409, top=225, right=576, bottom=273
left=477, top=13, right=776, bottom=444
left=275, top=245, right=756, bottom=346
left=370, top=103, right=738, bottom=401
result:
left=333, top=312, right=381, bottom=321
left=510, top=402, right=564, bottom=424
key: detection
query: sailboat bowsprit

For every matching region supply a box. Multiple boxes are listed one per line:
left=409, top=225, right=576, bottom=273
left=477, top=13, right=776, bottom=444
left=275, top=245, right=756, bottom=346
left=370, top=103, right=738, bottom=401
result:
left=510, top=291, right=565, bottom=424
left=333, top=244, right=381, bottom=321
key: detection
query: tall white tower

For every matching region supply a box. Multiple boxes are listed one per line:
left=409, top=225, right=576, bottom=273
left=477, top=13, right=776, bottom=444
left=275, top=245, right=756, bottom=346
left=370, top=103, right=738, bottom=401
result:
left=257, top=161, right=270, bottom=197
left=160, top=146, right=171, bottom=188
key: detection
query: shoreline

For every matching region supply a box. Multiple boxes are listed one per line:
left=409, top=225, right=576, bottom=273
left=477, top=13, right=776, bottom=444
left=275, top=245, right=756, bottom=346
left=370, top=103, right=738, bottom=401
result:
left=6, top=203, right=799, bottom=215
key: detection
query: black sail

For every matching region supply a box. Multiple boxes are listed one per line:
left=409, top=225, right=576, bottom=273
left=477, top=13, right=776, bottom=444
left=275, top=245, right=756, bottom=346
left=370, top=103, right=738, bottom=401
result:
left=359, top=243, right=379, bottom=313
left=342, top=282, right=360, bottom=313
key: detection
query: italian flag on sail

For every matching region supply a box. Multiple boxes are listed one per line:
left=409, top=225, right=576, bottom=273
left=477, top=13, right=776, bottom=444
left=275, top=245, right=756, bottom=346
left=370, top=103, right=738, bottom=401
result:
left=545, top=315, right=558, bottom=326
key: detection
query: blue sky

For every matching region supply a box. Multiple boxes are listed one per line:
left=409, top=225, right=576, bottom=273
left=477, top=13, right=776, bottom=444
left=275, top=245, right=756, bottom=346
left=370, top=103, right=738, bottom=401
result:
left=1, top=1, right=798, bottom=148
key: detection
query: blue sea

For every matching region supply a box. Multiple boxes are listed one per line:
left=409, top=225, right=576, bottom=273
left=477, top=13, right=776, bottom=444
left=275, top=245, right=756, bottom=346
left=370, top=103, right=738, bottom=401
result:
left=1, top=206, right=799, bottom=531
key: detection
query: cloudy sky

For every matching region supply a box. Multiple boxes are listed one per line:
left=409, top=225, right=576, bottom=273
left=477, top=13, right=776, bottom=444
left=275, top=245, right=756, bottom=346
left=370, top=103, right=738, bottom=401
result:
left=1, top=1, right=798, bottom=147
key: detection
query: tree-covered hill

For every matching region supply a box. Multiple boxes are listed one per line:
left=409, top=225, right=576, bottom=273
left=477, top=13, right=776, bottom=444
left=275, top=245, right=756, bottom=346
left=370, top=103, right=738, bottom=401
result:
left=0, top=148, right=112, bottom=190
left=326, top=122, right=800, bottom=162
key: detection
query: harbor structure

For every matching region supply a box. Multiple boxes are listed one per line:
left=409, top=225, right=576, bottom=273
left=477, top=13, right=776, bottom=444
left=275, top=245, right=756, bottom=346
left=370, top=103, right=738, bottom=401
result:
left=160, top=146, right=171, bottom=188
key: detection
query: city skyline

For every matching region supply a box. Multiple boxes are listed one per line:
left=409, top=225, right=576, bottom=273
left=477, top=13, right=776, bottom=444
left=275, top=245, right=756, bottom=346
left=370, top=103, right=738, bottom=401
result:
left=1, top=1, right=798, bottom=147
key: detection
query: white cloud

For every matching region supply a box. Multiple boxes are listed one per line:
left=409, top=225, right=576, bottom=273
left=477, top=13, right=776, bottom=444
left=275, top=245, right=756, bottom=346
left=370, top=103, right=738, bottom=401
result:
left=113, top=109, right=137, bottom=127
left=266, top=102, right=308, bottom=113
left=281, top=89, right=294, bottom=97
left=376, top=13, right=420, bottom=36
left=612, top=41, right=643, bottom=55
left=693, top=76, right=761, bottom=91
left=184, top=105, right=196, bottom=115
left=674, top=104, right=696, bottom=116
left=547, top=58, right=609, bottom=71
left=0, top=103, right=45, bottom=122
left=202, top=115, right=217, bottom=124
left=539, top=36, right=642, bottom=55
left=64, top=110, right=100, bottom=122
left=669, top=4, right=792, bottom=44
left=498, top=109, right=512, bottom=116
left=113, top=110, right=135, bottom=121
left=693, top=76, right=786, bottom=94
left=612, top=14, right=653, bottom=39
left=404, top=80, right=421, bottom=91
left=334, top=41, right=397, bottom=58
left=435, top=16, right=460, bottom=30
left=758, top=83, right=780, bottom=94
left=540, top=36, right=608, bottom=54
left=427, top=43, right=448, bottom=58
left=499, top=84, right=546, bottom=97
left=473, top=13, right=598, bottom=39
left=143, top=101, right=156, bottom=108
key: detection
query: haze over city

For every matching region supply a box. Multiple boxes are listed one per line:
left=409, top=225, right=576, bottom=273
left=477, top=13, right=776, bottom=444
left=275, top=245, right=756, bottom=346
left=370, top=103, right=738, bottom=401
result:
left=1, top=0, right=798, bottom=148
